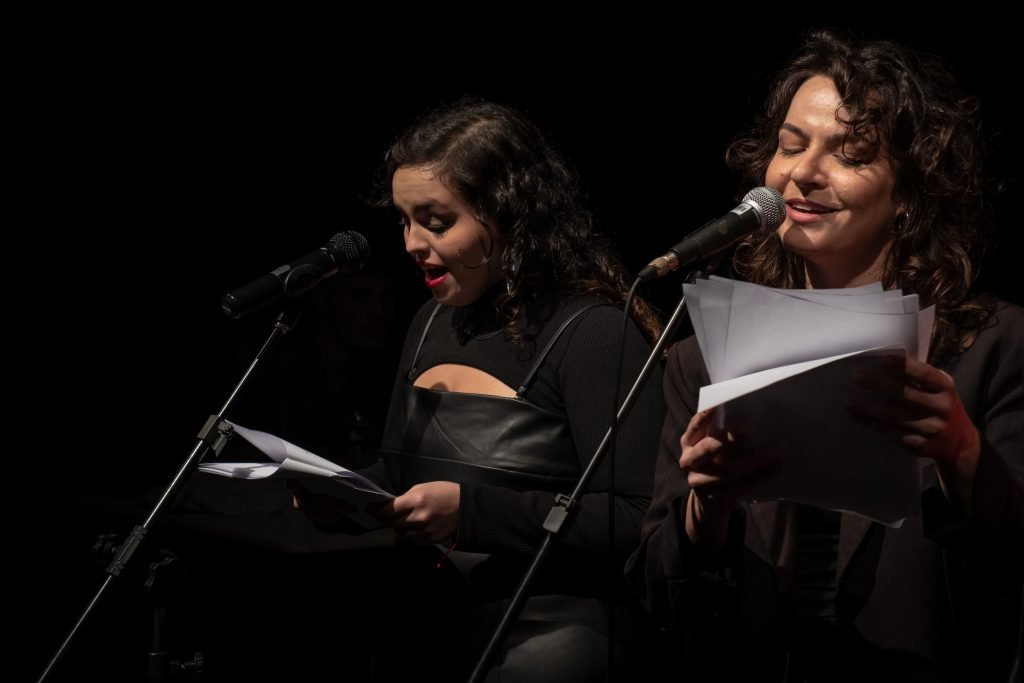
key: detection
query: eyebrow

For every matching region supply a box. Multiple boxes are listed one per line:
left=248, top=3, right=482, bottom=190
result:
left=780, top=122, right=863, bottom=149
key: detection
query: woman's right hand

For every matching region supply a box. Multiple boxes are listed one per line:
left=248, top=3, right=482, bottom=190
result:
left=680, top=407, right=780, bottom=549
left=288, top=480, right=358, bottom=527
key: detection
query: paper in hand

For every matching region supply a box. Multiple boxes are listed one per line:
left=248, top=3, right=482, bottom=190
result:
left=687, top=278, right=933, bottom=525
left=198, top=422, right=394, bottom=525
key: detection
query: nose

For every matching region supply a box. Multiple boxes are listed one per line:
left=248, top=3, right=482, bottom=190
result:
left=404, top=224, right=428, bottom=261
left=789, top=151, right=826, bottom=190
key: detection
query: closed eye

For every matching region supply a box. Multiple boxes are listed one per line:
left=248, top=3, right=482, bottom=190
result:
left=426, top=221, right=452, bottom=234
left=836, top=155, right=868, bottom=168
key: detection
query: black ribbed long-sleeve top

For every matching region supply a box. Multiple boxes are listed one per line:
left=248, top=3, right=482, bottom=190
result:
left=374, top=289, right=666, bottom=566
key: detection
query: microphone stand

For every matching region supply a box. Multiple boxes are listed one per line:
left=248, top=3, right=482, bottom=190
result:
left=37, top=300, right=306, bottom=683
left=468, top=279, right=693, bottom=683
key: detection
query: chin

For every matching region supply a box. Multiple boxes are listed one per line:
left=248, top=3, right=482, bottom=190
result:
left=779, top=225, right=821, bottom=253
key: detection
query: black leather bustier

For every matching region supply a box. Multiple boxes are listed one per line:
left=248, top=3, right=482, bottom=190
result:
left=381, top=303, right=599, bottom=493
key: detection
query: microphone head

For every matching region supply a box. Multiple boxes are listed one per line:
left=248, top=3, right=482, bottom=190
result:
left=743, top=186, right=786, bottom=230
left=327, top=231, right=371, bottom=272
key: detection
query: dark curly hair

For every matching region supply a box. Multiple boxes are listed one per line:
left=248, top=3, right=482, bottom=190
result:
left=380, top=97, right=662, bottom=344
left=727, top=29, right=994, bottom=363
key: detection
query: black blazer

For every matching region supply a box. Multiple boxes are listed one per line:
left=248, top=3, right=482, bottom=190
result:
left=626, top=301, right=1023, bottom=681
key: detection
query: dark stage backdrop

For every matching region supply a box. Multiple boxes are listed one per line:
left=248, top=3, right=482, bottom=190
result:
left=21, top=14, right=1022, bottom=682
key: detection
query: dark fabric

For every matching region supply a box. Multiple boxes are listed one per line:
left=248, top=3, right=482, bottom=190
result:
left=378, top=292, right=666, bottom=567
left=383, top=385, right=580, bottom=490
left=372, top=550, right=659, bottom=683
left=379, top=303, right=597, bottom=494
left=369, top=291, right=667, bottom=681
left=625, top=300, right=1024, bottom=681
left=794, top=505, right=840, bottom=623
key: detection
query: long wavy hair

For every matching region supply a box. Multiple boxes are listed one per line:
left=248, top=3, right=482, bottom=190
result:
left=727, top=29, right=994, bottom=363
left=381, top=97, right=662, bottom=344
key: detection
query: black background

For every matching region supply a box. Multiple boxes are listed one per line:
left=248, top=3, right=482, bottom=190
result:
left=21, top=13, right=1022, bottom=682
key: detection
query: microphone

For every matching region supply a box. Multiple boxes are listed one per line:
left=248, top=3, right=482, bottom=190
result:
left=221, top=231, right=370, bottom=319
left=637, top=186, right=786, bottom=281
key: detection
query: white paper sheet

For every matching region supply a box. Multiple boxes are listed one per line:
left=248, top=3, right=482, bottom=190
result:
left=197, top=422, right=394, bottom=527
left=686, top=278, right=934, bottom=525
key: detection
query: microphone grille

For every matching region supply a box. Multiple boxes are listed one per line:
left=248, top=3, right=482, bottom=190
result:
left=327, top=231, right=371, bottom=271
left=743, top=186, right=786, bottom=230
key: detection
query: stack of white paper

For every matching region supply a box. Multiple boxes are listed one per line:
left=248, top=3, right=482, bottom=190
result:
left=685, top=277, right=935, bottom=525
left=198, top=422, right=393, bottom=528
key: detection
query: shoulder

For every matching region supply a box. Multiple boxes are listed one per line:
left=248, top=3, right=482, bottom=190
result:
left=665, top=335, right=708, bottom=384
left=549, top=295, right=641, bottom=345
left=963, top=299, right=1023, bottom=358
left=552, top=293, right=619, bottom=315
left=523, top=295, right=647, bottom=375
left=654, top=335, right=708, bottom=413
left=561, top=295, right=625, bottom=324
left=989, top=299, right=1024, bottom=336
left=948, top=298, right=1023, bottom=382
left=667, top=334, right=703, bottom=363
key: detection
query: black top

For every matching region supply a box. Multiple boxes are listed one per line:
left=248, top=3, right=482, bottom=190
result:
left=371, top=288, right=666, bottom=567
left=381, top=299, right=600, bottom=494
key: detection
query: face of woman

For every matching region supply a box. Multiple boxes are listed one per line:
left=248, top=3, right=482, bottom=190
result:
left=766, top=75, right=905, bottom=288
left=392, top=165, right=504, bottom=307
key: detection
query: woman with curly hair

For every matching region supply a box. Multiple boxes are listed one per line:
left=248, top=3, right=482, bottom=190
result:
left=295, top=98, right=666, bottom=681
left=627, top=29, right=1023, bottom=681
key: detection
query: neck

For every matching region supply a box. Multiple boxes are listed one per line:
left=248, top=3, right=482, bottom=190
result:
left=451, top=281, right=505, bottom=343
left=803, top=243, right=891, bottom=290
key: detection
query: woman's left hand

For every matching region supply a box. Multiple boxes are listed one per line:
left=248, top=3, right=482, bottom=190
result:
left=377, top=481, right=460, bottom=544
left=849, top=355, right=981, bottom=505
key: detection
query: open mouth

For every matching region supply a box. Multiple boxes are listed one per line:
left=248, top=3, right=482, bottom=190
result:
left=423, top=266, right=450, bottom=288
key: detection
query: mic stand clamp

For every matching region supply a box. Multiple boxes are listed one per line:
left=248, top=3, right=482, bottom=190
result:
left=542, top=493, right=577, bottom=535
left=106, top=419, right=233, bottom=581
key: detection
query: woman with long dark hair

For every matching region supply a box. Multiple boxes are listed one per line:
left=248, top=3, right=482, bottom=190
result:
left=627, top=30, right=1023, bottom=681
left=296, top=98, right=666, bottom=681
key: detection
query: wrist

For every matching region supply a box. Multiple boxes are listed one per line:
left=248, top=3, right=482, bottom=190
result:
left=685, top=490, right=731, bottom=550
left=935, top=426, right=981, bottom=511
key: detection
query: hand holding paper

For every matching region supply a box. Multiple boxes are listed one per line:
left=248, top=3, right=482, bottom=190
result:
left=685, top=277, right=935, bottom=525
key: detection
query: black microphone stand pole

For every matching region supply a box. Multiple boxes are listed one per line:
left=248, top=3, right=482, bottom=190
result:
left=468, top=279, right=693, bottom=683
left=38, top=300, right=306, bottom=683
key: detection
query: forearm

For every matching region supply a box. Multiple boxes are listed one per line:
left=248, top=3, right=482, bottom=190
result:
left=626, top=462, right=739, bottom=628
